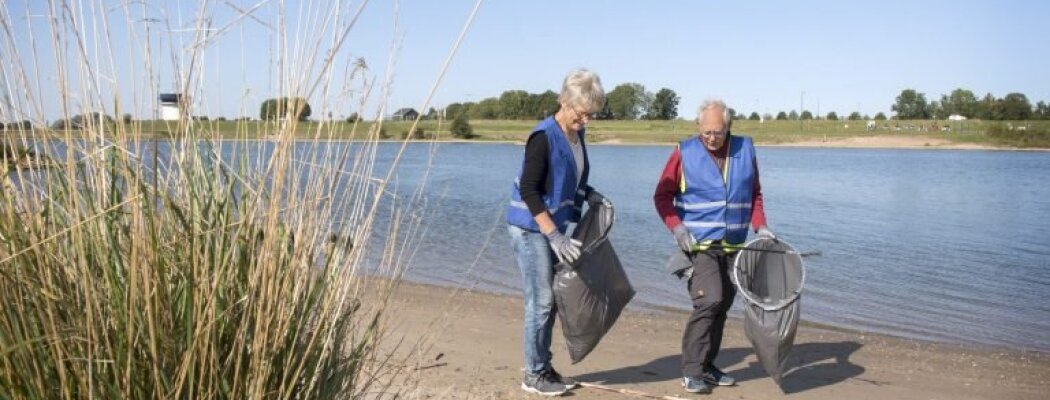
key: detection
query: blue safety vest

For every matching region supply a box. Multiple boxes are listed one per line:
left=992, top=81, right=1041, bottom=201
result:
left=506, top=117, right=587, bottom=233
left=675, top=135, right=756, bottom=245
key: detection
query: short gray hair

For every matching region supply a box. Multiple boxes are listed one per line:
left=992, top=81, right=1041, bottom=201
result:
left=697, top=98, right=733, bottom=130
left=559, top=69, right=606, bottom=113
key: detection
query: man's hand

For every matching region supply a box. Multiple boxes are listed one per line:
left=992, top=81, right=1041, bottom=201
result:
left=544, top=229, right=582, bottom=264
left=672, top=224, right=696, bottom=253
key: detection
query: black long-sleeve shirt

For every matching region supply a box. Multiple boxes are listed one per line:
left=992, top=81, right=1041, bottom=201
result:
left=518, top=132, right=589, bottom=216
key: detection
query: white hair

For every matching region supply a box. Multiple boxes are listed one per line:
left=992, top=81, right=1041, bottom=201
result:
left=558, top=69, right=606, bottom=113
left=697, top=98, right=733, bottom=130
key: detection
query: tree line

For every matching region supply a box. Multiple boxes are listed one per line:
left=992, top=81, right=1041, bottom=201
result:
left=25, top=86, right=1046, bottom=129
left=890, top=89, right=1047, bottom=120
left=442, top=83, right=680, bottom=121
left=439, top=87, right=1048, bottom=122
left=705, top=88, right=1049, bottom=123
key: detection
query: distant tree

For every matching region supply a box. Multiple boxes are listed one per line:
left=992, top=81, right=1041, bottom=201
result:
left=762, top=113, right=773, bottom=121
left=929, top=101, right=948, bottom=119
left=425, top=107, right=438, bottom=119
left=593, top=102, right=614, bottom=120
left=976, top=93, right=1001, bottom=120
left=606, top=83, right=649, bottom=120
left=775, top=111, right=788, bottom=120
left=863, top=114, right=871, bottom=120
left=450, top=112, right=475, bottom=139
left=346, top=112, right=360, bottom=123
left=891, top=89, right=930, bottom=119
left=788, top=110, right=799, bottom=120
left=122, top=113, right=132, bottom=124
left=51, top=112, right=114, bottom=129
left=530, top=90, right=560, bottom=119
left=800, top=110, right=813, bottom=120
left=216, top=117, right=227, bottom=122
left=1000, top=92, right=1032, bottom=120
left=646, top=88, right=679, bottom=120
left=260, top=97, right=312, bottom=121
left=445, top=102, right=469, bottom=119
left=940, top=88, right=978, bottom=118
left=498, top=90, right=531, bottom=119
left=748, top=112, right=761, bottom=121
left=848, top=112, right=862, bottom=120
left=1036, top=101, right=1050, bottom=120
left=260, top=98, right=276, bottom=120
left=471, top=97, right=501, bottom=119
left=874, top=112, right=887, bottom=120
left=826, top=111, right=839, bottom=120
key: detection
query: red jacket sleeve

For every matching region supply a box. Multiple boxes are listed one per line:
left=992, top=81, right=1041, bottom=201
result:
left=750, top=156, right=767, bottom=231
left=653, top=148, right=683, bottom=231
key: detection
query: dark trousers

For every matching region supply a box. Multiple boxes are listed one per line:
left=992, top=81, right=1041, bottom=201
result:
left=682, top=251, right=737, bottom=377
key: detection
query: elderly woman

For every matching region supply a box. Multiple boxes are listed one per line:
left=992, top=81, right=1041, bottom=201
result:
left=506, top=69, right=608, bottom=396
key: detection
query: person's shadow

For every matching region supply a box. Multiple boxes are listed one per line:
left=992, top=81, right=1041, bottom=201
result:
left=776, top=341, right=868, bottom=394
left=573, top=341, right=865, bottom=394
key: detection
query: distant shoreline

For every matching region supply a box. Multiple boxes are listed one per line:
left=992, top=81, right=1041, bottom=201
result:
left=17, top=130, right=1048, bottom=151
left=31, top=117, right=1048, bottom=150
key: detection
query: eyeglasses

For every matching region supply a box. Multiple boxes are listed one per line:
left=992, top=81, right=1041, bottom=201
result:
left=700, top=130, right=726, bottom=139
left=567, top=106, right=594, bottom=122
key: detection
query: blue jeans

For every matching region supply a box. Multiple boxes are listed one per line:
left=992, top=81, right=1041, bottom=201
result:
left=507, top=224, right=558, bottom=375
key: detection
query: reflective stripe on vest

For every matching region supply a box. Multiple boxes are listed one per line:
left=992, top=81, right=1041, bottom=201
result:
left=675, top=135, right=756, bottom=245
left=505, top=117, right=586, bottom=233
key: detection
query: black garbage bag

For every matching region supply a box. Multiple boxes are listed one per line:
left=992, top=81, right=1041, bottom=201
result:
left=732, top=238, right=806, bottom=387
left=553, top=201, right=635, bottom=364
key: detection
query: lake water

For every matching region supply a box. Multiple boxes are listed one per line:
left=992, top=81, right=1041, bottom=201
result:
left=365, top=141, right=1050, bottom=353
left=16, top=139, right=1050, bottom=352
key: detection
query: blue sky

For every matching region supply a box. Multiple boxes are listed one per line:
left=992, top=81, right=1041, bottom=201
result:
left=4, top=0, right=1049, bottom=122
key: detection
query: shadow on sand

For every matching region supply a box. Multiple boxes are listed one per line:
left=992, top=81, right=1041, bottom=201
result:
left=573, top=341, right=865, bottom=394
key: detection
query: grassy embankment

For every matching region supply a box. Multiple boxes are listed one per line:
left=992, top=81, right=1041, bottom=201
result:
left=74, top=118, right=1050, bottom=148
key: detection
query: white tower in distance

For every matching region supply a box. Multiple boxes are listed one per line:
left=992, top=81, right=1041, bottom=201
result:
left=158, top=93, right=183, bottom=121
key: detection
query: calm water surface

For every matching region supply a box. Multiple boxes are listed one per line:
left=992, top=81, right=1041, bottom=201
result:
left=376, top=142, right=1050, bottom=352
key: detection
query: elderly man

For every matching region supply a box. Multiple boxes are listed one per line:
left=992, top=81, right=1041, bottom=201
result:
left=653, top=99, right=775, bottom=395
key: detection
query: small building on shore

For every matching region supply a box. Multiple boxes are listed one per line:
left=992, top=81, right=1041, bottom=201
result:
left=159, top=93, right=184, bottom=120
left=391, top=108, right=419, bottom=121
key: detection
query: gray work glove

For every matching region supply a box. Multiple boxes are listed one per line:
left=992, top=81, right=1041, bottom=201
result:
left=672, top=224, right=696, bottom=253
left=757, top=226, right=777, bottom=241
left=585, top=188, right=613, bottom=209
left=544, top=229, right=582, bottom=264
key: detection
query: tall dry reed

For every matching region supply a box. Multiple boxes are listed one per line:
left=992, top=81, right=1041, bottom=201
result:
left=0, top=0, right=480, bottom=398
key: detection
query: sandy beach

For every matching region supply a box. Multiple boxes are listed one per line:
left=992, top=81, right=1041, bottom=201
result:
left=379, top=280, right=1050, bottom=399
left=762, top=135, right=999, bottom=150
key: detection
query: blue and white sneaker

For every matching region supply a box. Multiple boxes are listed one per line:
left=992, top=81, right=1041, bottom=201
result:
left=522, top=370, right=567, bottom=396
left=547, top=367, right=578, bottom=390
left=700, top=365, right=736, bottom=386
left=682, top=376, right=713, bottom=394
